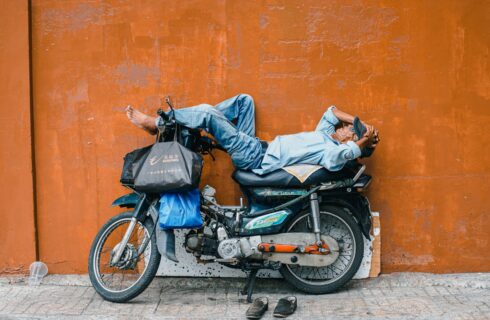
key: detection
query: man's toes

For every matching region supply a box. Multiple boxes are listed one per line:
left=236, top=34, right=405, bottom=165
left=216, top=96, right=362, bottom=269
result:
left=126, top=106, right=134, bottom=117
left=126, top=108, right=135, bottom=119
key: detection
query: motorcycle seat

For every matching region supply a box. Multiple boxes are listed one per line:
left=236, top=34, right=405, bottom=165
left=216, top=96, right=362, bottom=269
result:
left=232, top=166, right=355, bottom=188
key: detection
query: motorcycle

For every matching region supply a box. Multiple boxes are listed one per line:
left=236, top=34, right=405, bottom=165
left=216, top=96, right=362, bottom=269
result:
left=88, top=99, right=374, bottom=303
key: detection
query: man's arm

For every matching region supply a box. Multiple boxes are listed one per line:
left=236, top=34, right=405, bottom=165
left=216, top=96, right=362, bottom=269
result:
left=323, top=141, right=362, bottom=171
left=316, top=106, right=356, bottom=130
left=331, top=107, right=355, bottom=124
left=332, top=107, right=379, bottom=137
left=315, top=106, right=339, bottom=134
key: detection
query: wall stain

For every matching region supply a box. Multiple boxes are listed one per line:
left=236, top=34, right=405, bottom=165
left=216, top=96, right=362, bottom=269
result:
left=40, top=2, right=114, bottom=35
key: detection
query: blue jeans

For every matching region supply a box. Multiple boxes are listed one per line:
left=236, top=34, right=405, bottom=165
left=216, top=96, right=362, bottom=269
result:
left=163, top=94, right=263, bottom=170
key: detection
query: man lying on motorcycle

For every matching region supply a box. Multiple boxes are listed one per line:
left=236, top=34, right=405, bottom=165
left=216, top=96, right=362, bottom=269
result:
left=126, top=94, right=380, bottom=174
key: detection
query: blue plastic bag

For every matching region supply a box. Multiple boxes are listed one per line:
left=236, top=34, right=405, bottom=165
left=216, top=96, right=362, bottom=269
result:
left=158, top=188, right=203, bottom=230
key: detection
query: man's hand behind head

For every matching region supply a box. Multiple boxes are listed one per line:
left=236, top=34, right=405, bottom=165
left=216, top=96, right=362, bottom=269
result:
left=364, top=125, right=374, bottom=141
left=356, top=124, right=380, bottom=150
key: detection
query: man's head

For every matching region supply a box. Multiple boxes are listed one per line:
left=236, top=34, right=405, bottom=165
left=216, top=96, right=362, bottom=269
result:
left=334, top=123, right=357, bottom=143
left=334, top=117, right=366, bottom=143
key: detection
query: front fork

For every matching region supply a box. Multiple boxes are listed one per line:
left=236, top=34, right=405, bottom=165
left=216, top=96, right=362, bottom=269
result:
left=111, top=194, right=149, bottom=265
left=310, top=192, right=323, bottom=245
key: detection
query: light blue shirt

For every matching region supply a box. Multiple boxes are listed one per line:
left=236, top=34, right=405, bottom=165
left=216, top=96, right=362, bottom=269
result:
left=252, top=106, right=361, bottom=175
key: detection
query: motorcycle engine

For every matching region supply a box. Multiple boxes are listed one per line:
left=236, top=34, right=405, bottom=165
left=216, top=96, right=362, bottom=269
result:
left=185, top=230, right=218, bottom=256
left=217, top=235, right=258, bottom=259
left=185, top=224, right=257, bottom=260
left=217, top=239, right=242, bottom=259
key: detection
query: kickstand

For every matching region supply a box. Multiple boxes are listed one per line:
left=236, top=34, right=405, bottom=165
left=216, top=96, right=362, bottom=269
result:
left=241, top=269, right=259, bottom=303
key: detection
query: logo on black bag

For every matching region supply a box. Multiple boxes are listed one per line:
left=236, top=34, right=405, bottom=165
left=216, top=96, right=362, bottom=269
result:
left=149, top=154, right=179, bottom=166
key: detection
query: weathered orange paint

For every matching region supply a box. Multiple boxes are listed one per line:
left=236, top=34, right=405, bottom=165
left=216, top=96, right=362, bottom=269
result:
left=0, top=0, right=37, bottom=274
left=25, top=0, right=490, bottom=274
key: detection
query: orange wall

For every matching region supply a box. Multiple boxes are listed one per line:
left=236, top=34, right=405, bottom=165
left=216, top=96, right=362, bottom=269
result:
left=0, top=0, right=37, bottom=273
left=9, top=0, right=488, bottom=274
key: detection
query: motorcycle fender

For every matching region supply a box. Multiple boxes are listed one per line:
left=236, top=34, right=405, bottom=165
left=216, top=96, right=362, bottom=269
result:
left=111, top=193, right=140, bottom=208
left=319, top=193, right=372, bottom=239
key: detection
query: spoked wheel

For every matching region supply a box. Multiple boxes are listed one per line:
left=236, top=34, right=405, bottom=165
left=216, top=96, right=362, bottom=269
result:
left=88, top=211, right=161, bottom=302
left=280, top=205, right=364, bottom=294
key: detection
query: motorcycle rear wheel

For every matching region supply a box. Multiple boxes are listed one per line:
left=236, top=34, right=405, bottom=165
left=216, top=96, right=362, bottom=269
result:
left=88, top=211, right=161, bottom=302
left=280, top=205, right=364, bottom=294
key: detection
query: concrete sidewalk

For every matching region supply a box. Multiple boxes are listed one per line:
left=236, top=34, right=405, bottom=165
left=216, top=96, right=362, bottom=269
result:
left=0, top=273, right=489, bottom=320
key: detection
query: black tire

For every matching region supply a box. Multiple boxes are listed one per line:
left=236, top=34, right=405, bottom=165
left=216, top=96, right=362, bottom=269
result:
left=280, top=205, right=364, bottom=294
left=88, top=211, right=161, bottom=302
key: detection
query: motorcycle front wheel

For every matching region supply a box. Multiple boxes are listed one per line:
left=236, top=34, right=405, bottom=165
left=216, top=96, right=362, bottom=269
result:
left=88, top=211, right=161, bottom=302
left=280, top=205, right=364, bottom=294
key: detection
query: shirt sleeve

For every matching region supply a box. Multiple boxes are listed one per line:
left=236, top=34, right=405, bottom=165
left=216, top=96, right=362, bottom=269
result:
left=322, top=141, right=362, bottom=171
left=315, top=106, right=339, bottom=135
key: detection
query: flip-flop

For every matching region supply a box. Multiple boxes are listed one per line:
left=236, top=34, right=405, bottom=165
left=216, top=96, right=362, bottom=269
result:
left=246, top=297, right=269, bottom=319
left=273, top=296, right=297, bottom=318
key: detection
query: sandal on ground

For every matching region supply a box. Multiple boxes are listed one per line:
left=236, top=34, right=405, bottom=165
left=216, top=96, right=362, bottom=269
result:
left=246, top=297, right=269, bottom=319
left=273, top=296, right=297, bottom=318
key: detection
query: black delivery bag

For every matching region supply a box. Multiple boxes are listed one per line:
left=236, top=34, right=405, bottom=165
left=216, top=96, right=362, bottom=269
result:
left=120, top=145, right=153, bottom=185
left=133, top=141, right=203, bottom=193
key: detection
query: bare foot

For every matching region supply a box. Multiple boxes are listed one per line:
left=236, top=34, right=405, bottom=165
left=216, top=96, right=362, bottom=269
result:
left=126, top=105, right=158, bottom=135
